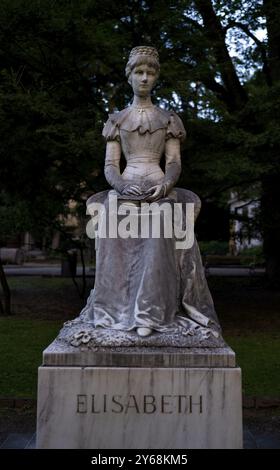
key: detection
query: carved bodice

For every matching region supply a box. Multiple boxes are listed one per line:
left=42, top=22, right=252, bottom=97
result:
left=103, top=105, right=186, bottom=184
left=120, top=116, right=166, bottom=182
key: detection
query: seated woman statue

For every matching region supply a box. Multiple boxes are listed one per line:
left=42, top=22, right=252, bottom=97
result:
left=79, top=46, right=222, bottom=343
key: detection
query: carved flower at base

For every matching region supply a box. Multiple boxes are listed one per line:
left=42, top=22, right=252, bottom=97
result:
left=70, top=330, right=92, bottom=347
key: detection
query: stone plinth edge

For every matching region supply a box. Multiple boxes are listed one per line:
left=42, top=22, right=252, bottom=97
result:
left=43, top=339, right=235, bottom=368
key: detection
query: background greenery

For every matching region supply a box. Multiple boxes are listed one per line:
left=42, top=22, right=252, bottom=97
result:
left=0, top=0, right=280, bottom=284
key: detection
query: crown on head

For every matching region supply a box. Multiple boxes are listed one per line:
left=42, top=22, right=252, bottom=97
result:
left=129, top=46, right=159, bottom=61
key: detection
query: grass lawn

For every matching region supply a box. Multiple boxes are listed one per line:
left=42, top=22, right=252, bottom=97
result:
left=0, top=318, right=61, bottom=397
left=0, top=320, right=279, bottom=398
left=6, top=276, right=86, bottom=320
left=225, top=334, right=280, bottom=396
left=0, top=275, right=280, bottom=398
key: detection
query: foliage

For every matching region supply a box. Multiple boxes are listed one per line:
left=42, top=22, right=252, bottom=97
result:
left=0, top=0, right=110, bottom=245
left=0, top=193, right=33, bottom=244
left=0, top=0, right=272, bottom=205
left=0, top=0, right=280, bottom=282
left=198, top=240, right=229, bottom=255
left=239, top=245, right=265, bottom=265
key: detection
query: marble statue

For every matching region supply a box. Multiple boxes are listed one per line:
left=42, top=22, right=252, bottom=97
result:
left=60, top=46, right=224, bottom=348
left=37, top=52, right=241, bottom=448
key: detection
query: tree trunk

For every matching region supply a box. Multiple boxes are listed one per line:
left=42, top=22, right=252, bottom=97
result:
left=0, top=297, right=4, bottom=314
left=0, top=257, right=11, bottom=315
left=264, top=0, right=280, bottom=83
left=79, top=245, right=87, bottom=300
left=194, top=0, right=280, bottom=287
left=195, top=0, right=248, bottom=112
left=261, top=0, right=280, bottom=287
left=261, top=174, right=280, bottom=288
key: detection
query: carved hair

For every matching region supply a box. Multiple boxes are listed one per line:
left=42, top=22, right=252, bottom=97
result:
left=125, top=46, right=160, bottom=81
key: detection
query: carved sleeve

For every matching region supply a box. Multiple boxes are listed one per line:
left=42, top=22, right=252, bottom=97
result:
left=102, top=116, right=120, bottom=142
left=162, top=112, right=186, bottom=195
left=104, top=141, right=126, bottom=193
left=102, top=114, right=126, bottom=193
left=166, top=112, right=186, bottom=142
left=163, top=138, right=182, bottom=195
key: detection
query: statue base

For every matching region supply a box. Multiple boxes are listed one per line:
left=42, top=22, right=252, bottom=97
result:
left=36, top=341, right=242, bottom=449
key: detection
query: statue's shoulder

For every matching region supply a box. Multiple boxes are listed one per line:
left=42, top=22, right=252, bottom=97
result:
left=102, top=107, right=135, bottom=141
left=102, top=108, right=131, bottom=141
left=153, top=106, right=180, bottom=120
left=106, top=107, right=131, bottom=125
left=103, top=106, right=185, bottom=141
left=107, top=106, right=182, bottom=122
left=155, top=107, right=185, bottom=128
left=153, top=106, right=172, bottom=118
left=154, top=107, right=186, bottom=142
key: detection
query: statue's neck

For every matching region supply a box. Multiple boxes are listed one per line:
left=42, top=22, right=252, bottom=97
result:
left=131, top=95, right=153, bottom=108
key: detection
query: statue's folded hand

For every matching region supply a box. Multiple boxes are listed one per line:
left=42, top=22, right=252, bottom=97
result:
left=146, top=184, right=165, bottom=202
left=121, top=184, right=143, bottom=196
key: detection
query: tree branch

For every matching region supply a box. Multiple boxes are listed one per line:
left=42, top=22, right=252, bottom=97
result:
left=182, top=15, right=204, bottom=31
left=201, top=75, right=231, bottom=104
left=224, top=21, right=272, bottom=86
left=0, top=257, right=11, bottom=315
left=231, top=198, right=260, bottom=211
left=203, top=177, right=260, bottom=201
left=194, top=0, right=248, bottom=112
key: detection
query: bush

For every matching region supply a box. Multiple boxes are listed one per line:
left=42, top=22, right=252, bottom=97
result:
left=239, top=245, right=265, bottom=266
left=198, top=240, right=229, bottom=256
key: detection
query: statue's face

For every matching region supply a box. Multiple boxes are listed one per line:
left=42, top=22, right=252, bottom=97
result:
left=130, top=63, right=158, bottom=97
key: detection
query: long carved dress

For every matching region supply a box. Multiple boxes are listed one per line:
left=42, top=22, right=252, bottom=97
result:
left=80, top=105, right=221, bottom=339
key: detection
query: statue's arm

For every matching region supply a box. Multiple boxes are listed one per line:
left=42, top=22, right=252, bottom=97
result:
left=146, top=138, right=181, bottom=201
left=163, top=138, right=182, bottom=195
left=104, top=141, right=126, bottom=193
left=104, top=141, right=142, bottom=195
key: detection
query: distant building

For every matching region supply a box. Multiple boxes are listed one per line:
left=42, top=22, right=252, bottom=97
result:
left=229, top=192, right=262, bottom=253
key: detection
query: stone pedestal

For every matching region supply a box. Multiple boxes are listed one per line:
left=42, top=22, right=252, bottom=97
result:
left=36, top=342, right=242, bottom=449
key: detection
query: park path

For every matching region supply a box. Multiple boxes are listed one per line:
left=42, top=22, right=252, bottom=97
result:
left=0, top=426, right=279, bottom=448
left=3, top=263, right=265, bottom=277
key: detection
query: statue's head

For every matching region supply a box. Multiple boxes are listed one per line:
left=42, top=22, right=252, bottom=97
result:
left=125, top=46, right=160, bottom=96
